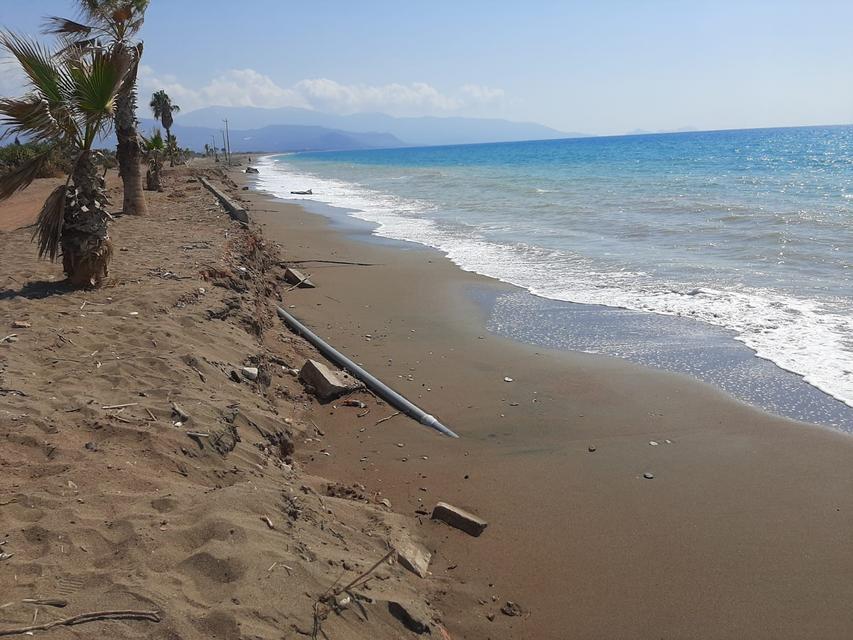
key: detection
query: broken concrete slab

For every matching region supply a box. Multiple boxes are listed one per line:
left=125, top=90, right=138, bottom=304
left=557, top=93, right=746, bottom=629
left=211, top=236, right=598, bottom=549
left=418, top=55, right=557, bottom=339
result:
left=431, top=501, right=488, bottom=537
left=299, top=359, right=362, bottom=402
left=283, top=267, right=315, bottom=288
left=394, top=535, right=432, bottom=578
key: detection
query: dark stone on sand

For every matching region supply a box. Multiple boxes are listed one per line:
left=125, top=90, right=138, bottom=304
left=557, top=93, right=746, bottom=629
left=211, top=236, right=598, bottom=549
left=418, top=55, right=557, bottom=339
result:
left=388, top=601, right=431, bottom=634
left=501, top=601, right=523, bottom=617
left=431, top=501, right=488, bottom=537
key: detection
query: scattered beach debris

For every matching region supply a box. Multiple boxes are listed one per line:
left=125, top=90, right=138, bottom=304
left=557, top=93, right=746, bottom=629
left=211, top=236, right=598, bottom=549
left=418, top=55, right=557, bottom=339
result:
left=245, top=166, right=259, bottom=174
left=342, top=399, right=367, bottom=408
left=503, top=376, right=513, bottom=382
left=588, top=445, right=597, bottom=452
left=261, top=515, right=275, bottom=529
left=283, top=267, right=315, bottom=289
left=11, top=320, right=30, bottom=328
left=241, top=366, right=259, bottom=381
left=394, top=535, right=432, bottom=578
left=375, top=411, right=401, bottom=425
left=0, top=609, right=161, bottom=636
left=643, top=472, right=655, bottom=479
left=171, top=402, right=190, bottom=423
left=501, top=601, right=524, bottom=617
left=290, top=189, right=312, bottom=195
left=299, top=359, right=362, bottom=402
left=21, top=598, right=68, bottom=608
left=431, top=502, right=488, bottom=537
left=649, top=440, right=659, bottom=446
left=101, top=402, right=138, bottom=410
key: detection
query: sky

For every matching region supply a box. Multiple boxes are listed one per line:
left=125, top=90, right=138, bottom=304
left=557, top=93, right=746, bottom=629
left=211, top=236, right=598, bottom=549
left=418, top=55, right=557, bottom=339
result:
left=1, top=0, right=852, bottom=136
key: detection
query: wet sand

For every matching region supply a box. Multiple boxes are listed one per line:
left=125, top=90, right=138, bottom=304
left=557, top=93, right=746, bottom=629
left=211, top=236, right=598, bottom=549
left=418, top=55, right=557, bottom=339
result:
left=241, top=172, right=853, bottom=639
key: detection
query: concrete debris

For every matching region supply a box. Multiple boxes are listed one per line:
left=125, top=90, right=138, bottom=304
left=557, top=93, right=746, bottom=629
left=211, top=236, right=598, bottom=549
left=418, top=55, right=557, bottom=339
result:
left=431, top=501, right=488, bottom=537
left=299, top=359, right=362, bottom=402
left=394, top=534, right=432, bottom=578
left=283, top=267, right=315, bottom=288
left=241, top=366, right=259, bottom=381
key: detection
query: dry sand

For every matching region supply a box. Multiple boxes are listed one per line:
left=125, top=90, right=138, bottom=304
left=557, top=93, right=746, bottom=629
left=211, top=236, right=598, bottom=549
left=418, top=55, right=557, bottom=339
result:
left=238, top=164, right=853, bottom=639
left=0, top=166, right=460, bottom=639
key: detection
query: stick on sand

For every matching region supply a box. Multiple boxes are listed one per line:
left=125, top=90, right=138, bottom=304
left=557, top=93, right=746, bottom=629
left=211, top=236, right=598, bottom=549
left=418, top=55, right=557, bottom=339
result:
left=0, top=609, right=160, bottom=636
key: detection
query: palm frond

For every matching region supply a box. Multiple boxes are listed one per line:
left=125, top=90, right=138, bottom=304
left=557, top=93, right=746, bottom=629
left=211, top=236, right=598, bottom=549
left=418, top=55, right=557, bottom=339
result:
left=68, top=45, right=130, bottom=128
left=0, top=150, right=52, bottom=200
left=0, top=96, right=59, bottom=144
left=42, top=16, right=93, bottom=37
left=78, top=0, right=149, bottom=42
left=0, top=32, right=66, bottom=105
left=32, top=184, right=67, bottom=261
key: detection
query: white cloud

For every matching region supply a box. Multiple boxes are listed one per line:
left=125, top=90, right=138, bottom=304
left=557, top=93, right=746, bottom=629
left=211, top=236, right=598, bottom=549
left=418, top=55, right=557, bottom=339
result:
left=461, top=83, right=506, bottom=103
left=294, top=78, right=463, bottom=114
left=138, top=65, right=504, bottom=116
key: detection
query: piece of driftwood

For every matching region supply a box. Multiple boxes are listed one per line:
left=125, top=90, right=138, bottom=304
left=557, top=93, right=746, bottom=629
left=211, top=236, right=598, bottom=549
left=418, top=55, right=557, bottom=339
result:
left=102, top=403, right=138, bottom=410
left=375, top=411, right=400, bottom=425
left=21, top=598, right=67, bottom=608
left=0, top=609, right=160, bottom=636
left=286, top=273, right=313, bottom=292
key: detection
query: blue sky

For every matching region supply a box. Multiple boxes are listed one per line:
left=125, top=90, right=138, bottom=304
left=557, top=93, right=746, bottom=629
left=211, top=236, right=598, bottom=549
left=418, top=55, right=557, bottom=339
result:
left=1, top=1, right=852, bottom=135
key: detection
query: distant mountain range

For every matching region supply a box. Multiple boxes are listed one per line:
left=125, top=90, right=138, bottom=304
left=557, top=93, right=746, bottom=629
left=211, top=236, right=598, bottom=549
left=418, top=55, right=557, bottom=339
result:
left=152, top=106, right=585, bottom=151
left=138, top=119, right=404, bottom=153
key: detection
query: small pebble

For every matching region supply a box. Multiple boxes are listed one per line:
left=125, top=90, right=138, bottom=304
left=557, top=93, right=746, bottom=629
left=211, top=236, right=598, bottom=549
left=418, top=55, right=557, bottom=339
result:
left=643, top=472, right=655, bottom=479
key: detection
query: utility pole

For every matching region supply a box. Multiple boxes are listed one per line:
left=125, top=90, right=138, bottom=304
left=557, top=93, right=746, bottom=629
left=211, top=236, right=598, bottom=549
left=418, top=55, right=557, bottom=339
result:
left=223, top=118, right=232, bottom=165
left=220, top=130, right=227, bottom=165
left=211, top=134, right=219, bottom=162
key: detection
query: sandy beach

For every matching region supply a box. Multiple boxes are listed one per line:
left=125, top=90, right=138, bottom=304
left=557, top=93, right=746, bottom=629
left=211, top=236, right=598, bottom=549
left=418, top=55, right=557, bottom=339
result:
left=239, top=165, right=853, bottom=639
left=1, top=160, right=851, bottom=639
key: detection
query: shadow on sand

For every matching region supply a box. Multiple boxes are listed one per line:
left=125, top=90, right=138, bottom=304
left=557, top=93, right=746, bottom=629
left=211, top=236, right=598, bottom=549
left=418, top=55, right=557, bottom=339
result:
left=0, top=279, right=73, bottom=301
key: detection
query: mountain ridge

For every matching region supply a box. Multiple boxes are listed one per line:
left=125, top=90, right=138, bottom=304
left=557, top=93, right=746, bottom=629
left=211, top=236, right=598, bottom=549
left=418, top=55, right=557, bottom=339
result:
left=173, top=105, right=586, bottom=147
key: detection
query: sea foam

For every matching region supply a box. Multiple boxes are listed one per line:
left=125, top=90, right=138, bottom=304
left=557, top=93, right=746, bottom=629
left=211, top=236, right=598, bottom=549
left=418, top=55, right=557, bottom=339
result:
left=254, top=154, right=853, bottom=412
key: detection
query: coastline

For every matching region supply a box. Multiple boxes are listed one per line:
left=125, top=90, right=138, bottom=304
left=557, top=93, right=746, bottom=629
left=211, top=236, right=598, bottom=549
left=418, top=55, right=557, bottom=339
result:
left=237, top=164, right=853, bottom=638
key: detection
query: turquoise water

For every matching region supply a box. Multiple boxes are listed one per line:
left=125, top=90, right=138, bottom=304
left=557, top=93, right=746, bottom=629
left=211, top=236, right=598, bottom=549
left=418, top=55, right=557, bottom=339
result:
left=255, top=126, right=853, bottom=414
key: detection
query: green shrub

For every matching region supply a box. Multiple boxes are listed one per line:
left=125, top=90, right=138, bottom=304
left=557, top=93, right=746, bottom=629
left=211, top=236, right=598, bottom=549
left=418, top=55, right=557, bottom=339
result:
left=0, top=141, right=69, bottom=178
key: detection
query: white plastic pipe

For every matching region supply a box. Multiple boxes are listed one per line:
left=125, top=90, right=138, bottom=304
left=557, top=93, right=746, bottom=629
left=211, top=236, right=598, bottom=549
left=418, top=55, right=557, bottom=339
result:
left=277, top=306, right=459, bottom=438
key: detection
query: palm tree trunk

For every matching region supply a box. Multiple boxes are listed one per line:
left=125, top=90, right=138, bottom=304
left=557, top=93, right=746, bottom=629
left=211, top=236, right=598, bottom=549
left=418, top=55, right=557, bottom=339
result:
left=165, top=125, right=174, bottom=167
left=62, top=150, right=113, bottom=288
left=115, top=49, right=148, bottom=216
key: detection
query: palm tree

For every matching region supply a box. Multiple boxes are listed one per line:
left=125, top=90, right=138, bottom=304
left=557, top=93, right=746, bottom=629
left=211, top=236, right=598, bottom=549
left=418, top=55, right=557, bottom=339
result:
left=149, top=90, right=179, bottom=166
left=141, top=128, right=164, bottom=191
left=44, top=0, right=150, bottom=217
left=0, top=33, right=131, bottom=288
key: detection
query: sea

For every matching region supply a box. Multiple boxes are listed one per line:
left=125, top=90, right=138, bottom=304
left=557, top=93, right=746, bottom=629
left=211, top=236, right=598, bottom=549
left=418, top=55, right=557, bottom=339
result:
left=252, top=125, right=853, bottom=431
